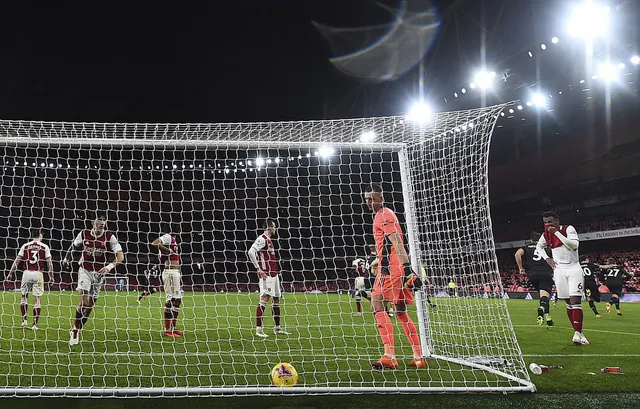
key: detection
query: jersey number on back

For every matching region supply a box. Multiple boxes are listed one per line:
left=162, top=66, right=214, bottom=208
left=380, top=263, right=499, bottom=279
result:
left=28, top=250, right=39, bottom=265
left=532, top=249, right=543, bottom=262
left=607, top=269, right=620, bottom=278
left=582, top=266, right=592, bottom=277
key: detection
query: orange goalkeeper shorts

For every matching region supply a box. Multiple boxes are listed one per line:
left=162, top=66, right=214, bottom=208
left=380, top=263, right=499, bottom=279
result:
left=371, top=273, right=414, bottom=305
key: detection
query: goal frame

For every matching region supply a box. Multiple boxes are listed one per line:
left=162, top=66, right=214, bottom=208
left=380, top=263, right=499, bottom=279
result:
left=0, top=106, right=536, bottom=396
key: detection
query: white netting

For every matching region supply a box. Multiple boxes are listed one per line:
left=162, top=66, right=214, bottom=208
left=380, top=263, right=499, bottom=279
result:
left=0, top=105, right=534, bottom=397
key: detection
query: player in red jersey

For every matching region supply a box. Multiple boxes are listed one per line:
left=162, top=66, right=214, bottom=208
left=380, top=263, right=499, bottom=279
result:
left=364, top=184, right=424, bottom=370
left=152, top=231, right=184, bottom=337
left=5, top=229, right=54, bottom=330
left=248, top=218, right=290, bottom=338
left=62, top=214, right=124, bottom=346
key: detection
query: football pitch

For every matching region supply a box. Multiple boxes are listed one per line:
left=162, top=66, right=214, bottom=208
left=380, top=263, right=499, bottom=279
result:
left=0, top=291, right=639, bottom=399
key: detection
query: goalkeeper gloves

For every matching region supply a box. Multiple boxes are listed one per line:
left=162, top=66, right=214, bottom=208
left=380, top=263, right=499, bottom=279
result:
left=403, top=264, right=423, bottom=290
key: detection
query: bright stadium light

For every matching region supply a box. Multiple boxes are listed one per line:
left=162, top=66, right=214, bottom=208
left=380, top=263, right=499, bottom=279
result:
left=406, top=102, right=432, bottom=123
left=531, top=93, right=548, bottom=107
left=597, top=61, right=619, bottom=82
left=318, top=145, right=335, bottom=159
left=359, top=130, right=376, bottom=142
left=567, top=1, right=611, bottom=39
left=631, top=55, right=640, bottom=65
left=551, top=36, right=559, bottom=44
left=473, top=70, right=496, bottom=90
left=255, top=158, right=264, bottom=167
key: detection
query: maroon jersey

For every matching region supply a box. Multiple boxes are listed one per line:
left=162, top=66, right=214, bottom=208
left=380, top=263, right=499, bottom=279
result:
left=73, top=229, right=123, bottom=271
left=543, top=225, right=569, bottom=249
left=250, top=234, right=278, bottom=277
left=19, top=240, right=51, bottom=272
left=158, top=234, right=180, bottom=263
left=352, top=259, right=366, bottom=277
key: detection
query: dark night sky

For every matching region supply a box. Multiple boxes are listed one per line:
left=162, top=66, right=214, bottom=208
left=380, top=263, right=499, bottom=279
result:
left=0, top=1, right=637, bottom=124
left=0, top=0, right=576, bottom=123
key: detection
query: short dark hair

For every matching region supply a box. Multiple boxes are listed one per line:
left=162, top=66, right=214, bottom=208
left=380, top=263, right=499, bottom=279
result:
left=93, top=212, right=107, bottom=221
left=530, top=232, right=541, bottom=242
left=368, top=244, right=377, bottom=253
left=30, top=228, right=43, bottom=239
left=542, top=211, right=559, bottom=220
left=580, top=255, right=588, bottom=263
left=265, top=218, right=276, bottom=229
left=607, top=258, right=616, bottom=264
left=364, top=183, right=383, bottom=194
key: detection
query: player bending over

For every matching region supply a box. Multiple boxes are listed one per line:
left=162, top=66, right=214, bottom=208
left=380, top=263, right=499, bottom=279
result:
left=364, top=183, right=425, bottom=369
left=248, top=218, right=290, bottom=338
left=5, top=229, right=54, bottom=330
left=153, top=231, right=184, bottom=337
left=63, top=214, right=124, bottom=346
left=536, top=211, right=587, bottom=346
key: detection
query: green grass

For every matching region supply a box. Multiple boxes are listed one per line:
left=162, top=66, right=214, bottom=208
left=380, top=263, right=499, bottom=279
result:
left=0, top=291, right=638, bottom=394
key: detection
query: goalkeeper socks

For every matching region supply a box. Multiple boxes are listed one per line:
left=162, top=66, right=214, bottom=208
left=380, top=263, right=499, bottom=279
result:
left=396, top=311, right=422, bottom=357
left=272, top=304, right=281, bottom=327
left=540, top=296, right=550, bottom=314
left=256, top=303, right=265, bottom=327
left=588, top=300, right=599, bottom=315
left=356, top=299, right=362, bottom=313
left=374, top=311, right=395, bottom=356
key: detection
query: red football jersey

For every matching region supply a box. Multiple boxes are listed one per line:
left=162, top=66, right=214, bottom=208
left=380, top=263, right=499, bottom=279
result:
left=250, top=234, right=278, bottom=277
left=19, top=240, right=51, bottom=272
left=352, top=259, right=366, bottom=277
left=158, top=234, right=180, bottom=263
left=73, top=229, right=122, bottom=271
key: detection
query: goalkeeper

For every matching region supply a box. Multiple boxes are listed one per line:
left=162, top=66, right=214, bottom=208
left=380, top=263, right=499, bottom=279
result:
left=363, top=183, right=425, bottom=370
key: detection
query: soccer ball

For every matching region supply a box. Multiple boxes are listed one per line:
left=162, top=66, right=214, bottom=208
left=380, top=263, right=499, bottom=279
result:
left=270, top=362, right=299, bottom=387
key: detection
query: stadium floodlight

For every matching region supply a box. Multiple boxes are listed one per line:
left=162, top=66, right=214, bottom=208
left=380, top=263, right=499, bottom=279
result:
left=597, top=61, right=619, bottom=82
left=540, top=43, right=547, bottom=50
left=567, top=1, right=611, bottom=39
left=318, top=145, right=335, bottom=158
left=531, top=93, right=548, bottom=107
left=0, top=109, right=534, bottom=396
left=631, top=55, right=640, bottom=65
left=473, top=70, right=496, bottom=90
left=469, top=82, right=476, bottom=89
left=359, top=130, right=376, bottom=142
left=406, top=102, right=432, bottom=123
left=552, top=36, right=559, bottom=44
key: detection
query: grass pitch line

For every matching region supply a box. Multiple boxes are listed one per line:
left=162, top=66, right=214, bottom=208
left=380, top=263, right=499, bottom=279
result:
left=514, top=324, right=640, bottom=337
left=524, top=353, right=640, bottom=357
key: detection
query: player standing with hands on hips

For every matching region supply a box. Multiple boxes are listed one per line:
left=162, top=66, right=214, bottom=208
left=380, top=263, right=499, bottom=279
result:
left=535, top=211, right=588, bottom=345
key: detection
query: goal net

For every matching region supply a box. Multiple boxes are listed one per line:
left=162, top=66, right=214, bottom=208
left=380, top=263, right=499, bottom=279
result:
left=0, top=105, right=534, bottom=397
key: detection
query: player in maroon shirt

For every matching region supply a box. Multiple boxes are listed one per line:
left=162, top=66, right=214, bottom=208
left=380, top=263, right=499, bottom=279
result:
left=5, top=229, right=54, bottom=330
left=248, top=218, right=290, bottom=338
left=62, top=214, right=124, bottom=346
left=152, top=231, right=184, bottom=337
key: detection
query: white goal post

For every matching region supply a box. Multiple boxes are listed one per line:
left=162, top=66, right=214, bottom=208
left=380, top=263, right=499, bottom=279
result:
left=0, top=104, right=535, bottom=397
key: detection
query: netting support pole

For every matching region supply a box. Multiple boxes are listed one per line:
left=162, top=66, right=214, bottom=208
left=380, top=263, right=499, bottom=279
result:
left=397, top=146, right=432, bottom=357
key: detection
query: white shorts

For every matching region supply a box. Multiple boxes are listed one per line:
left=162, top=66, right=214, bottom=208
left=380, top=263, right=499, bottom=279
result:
left=162, top=268, right=182, bottom=301
left=259, top=275, right=282, bottom=298
left=77, top=268, right=104, bottom=299
left=21, top=271, right=44, bottom=297
left=554, top=264, right=584, bottom=299
left=355, top=277, right=366, bottom=292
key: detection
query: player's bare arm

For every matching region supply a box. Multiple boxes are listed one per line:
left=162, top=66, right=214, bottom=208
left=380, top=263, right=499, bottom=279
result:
left=5, top=255, right=23, bottom=282
left=514, top=248, right=525, bottom=273
left=98, top=251, right=124, bottom=276
left=369, top=258, right=380, bottom=276
left=46, top=257, right=54, bottom=282
left=152, top=238, right=172, bottom=254
left=62, top=242, right=81, bottom=268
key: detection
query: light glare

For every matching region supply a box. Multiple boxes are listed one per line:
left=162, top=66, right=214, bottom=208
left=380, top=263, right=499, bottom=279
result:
left=567, top=1, right=611, bottom=39
left=407, top=103, right=432, bottom=123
